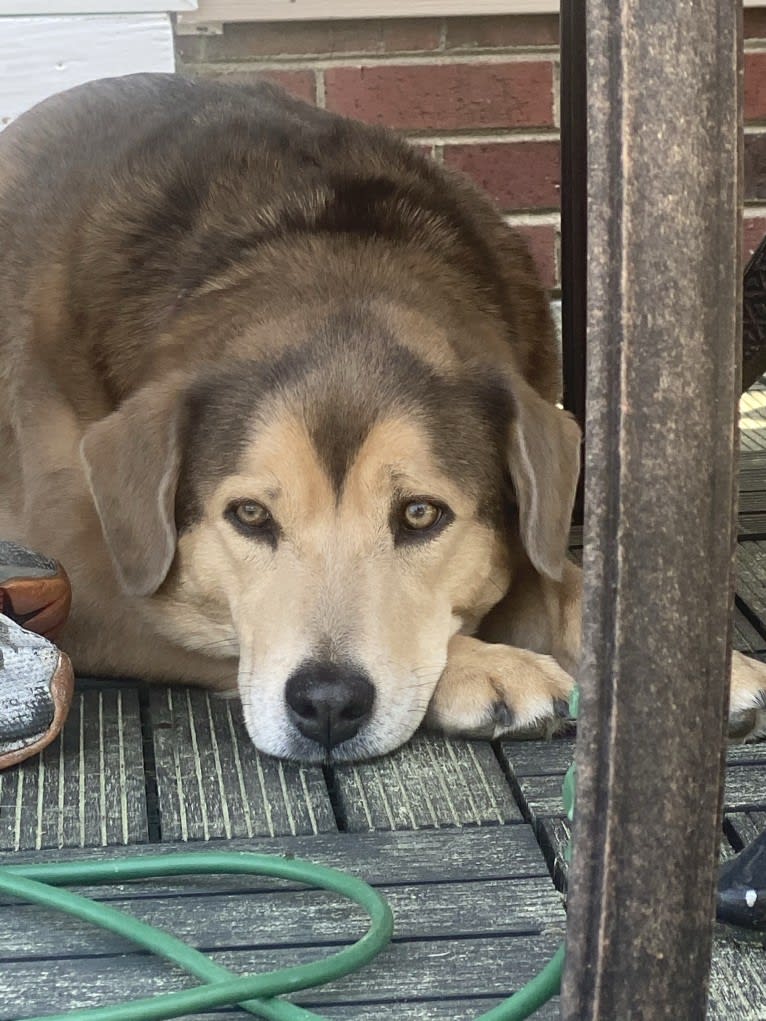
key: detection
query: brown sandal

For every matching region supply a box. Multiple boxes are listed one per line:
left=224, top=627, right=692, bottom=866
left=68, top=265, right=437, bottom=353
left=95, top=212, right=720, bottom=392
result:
left=0, top=540, right=72, bottom=640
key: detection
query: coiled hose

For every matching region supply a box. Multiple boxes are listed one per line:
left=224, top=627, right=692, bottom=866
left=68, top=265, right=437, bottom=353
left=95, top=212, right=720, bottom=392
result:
left=0, top=853, right=564, bottom=1020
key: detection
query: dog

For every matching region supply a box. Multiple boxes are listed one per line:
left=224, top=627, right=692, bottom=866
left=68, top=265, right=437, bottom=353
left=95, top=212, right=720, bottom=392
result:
left=0, top=73, right=763, bottom=762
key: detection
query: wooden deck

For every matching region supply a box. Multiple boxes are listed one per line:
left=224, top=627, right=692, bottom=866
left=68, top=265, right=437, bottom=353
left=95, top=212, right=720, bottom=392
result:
left=3, top=391, right=766, bottom=1019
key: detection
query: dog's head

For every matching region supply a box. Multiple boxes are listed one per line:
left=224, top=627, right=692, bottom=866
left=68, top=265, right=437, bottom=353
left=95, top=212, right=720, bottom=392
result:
left=80, top=310, right=579, bottom=761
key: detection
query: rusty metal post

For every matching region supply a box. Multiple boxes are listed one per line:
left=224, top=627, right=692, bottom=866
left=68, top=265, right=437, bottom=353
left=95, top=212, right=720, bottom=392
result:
left=562, top=3, right=742, bottom=1019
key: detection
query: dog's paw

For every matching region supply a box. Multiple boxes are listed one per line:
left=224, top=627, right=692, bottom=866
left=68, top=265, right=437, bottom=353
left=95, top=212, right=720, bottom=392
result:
left=729, top=650, right=766, bottom=741
left=425, top=635, right=574, bottom=740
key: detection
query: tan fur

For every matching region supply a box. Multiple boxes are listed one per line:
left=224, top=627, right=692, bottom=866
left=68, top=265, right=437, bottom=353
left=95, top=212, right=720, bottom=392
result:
left=426, top=636, right=572, bottom=738
left=152, top=409, right=511, bottom=757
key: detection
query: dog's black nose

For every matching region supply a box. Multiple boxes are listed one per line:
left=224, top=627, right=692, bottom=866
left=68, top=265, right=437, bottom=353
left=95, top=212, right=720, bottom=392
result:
left=284, top=661, right=374, bottom=749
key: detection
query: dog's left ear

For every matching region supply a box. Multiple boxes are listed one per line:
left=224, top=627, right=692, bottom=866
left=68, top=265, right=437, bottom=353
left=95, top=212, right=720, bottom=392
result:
left=507, top=376, right=582, bottom=581
left=80, top=381, right=185, bottom=598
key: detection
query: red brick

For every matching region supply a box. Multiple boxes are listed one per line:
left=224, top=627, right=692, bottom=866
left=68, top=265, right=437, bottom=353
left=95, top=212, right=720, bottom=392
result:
left=745, top=216, right=766, bottom=264
left=324, top=62, right=554, bottom=131
left=176, top=19, right=441, bottom=62
left=262, top=69, right=316, bottom=103
left=189, top=67, right=316, bottom=105
left=745, top=52, right=766, bottom=122
left=446, top=14, right=559, bottom=50
left=745, top=10, right=766, bottom=39
left=514, top=224, right=558, bottom=290
left=445, top=140, right=560, bottom=211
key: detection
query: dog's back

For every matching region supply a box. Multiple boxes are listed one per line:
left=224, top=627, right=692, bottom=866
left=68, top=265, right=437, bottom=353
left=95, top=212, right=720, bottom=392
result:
left=0, top=74, right=559, bottom=410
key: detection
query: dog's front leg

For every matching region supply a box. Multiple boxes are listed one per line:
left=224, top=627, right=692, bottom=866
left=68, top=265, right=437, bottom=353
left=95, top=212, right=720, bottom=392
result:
left=729, top=650, right=766, bottom=740
left=427, top=639, right=766, bottom=743
left=425, top=635, right=575, bottom=739
left=425, top=558, right=582, bottom=739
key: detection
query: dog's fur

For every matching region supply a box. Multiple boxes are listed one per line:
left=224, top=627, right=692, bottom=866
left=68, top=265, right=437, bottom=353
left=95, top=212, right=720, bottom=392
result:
left=1, top=74, right=764, bottom=760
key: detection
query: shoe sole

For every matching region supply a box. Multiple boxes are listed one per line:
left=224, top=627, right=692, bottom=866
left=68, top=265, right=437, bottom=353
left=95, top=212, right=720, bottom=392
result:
left=0, top=649, right=74, bottom=770
left=0, top=544, right=71, bottom=640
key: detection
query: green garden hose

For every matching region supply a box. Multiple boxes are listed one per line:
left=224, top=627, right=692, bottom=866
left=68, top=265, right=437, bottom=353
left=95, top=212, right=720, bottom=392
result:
left=0, top=853, right=391, bottom=1021
left=2, top=690, right=578, bottom=1021
left=0, top=852, right=563, bottom=1021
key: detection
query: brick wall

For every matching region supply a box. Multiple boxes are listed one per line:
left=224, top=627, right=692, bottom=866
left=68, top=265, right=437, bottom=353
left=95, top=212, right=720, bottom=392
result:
left=177, top=11, right=766, bottom=296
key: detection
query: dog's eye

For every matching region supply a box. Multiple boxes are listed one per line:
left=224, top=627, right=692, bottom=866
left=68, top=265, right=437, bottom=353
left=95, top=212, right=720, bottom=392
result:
left=401, top=500, right=442, bottom=531
left=228, top=500, right=271, bottom=529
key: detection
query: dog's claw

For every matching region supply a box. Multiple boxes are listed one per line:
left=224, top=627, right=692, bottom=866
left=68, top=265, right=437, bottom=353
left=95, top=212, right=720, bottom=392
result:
left=728, top=701, right=766, bottom=742
left=553, top=697, right=572, bottom=720
left=491, top=700, right=516, bottom=730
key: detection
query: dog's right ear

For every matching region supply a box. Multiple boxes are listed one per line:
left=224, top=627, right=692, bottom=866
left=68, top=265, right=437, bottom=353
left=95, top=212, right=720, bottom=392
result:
left=80, top=381, right=185, bottom=598
left=506, top=374, right=582, bottom=583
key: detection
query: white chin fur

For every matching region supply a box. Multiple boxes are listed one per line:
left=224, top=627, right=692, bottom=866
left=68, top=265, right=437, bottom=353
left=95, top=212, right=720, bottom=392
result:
left=237, top=672, right=436, bottom=762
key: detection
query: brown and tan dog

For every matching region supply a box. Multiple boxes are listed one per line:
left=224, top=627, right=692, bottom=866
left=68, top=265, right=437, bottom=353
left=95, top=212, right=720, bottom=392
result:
left=0, top=74, right=763, bottom=761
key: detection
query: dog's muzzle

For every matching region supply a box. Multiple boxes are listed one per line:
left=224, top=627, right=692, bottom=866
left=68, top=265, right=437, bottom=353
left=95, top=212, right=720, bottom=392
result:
left=284, top=659, right=375, bottom=750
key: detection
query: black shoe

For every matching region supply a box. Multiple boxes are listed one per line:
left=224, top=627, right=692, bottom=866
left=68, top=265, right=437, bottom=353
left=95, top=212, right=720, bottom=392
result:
left=717, top=829, right=766, bottom=930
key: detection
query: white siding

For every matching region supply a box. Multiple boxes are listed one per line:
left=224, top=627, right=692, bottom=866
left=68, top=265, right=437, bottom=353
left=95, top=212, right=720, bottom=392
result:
left=0, top=14, right=175, bottom=127
left=2, top=2, right=193, bottom=12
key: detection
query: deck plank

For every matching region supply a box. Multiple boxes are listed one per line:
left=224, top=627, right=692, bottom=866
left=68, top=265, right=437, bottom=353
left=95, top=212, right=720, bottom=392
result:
left=732, top=608, right=766, bottom=654
left=740, top=392, right=766, bottom=452
left=736, top=541, right=766, bottom=626
left=331, top=734, right=521, bottom=831
left=708, top=937, right=766, bottom=1021
left=2, top=877, right=563, bottom=959
left=505, top=752, right=766, bottom=819
left=507, top=732, right=766, bottom=776
left=167, top=1002, right=563, bottom=1021
left=144, top=1003, right=563, bottom=1021
left=0, top=687, right=147, bottom=852
left=0, top=827, right=551, bottom=904
left=725, top=810, right=766, bottom=849
left=0, top=934, right=566, bottom=1019
left=286, top=1001, right=563, bottom=1020
left=737, top=513, right=766, bottom=538
left=497, top=740, right=572, bottom=893
left=737, top=491, right=766, bottom=515
left=148, top=687, right=337, bottom=840
left=498, top=736, right=766, bottom=887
